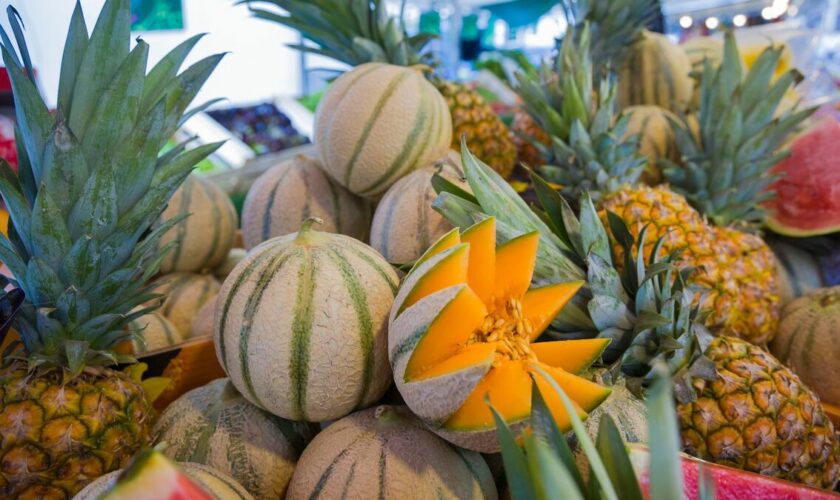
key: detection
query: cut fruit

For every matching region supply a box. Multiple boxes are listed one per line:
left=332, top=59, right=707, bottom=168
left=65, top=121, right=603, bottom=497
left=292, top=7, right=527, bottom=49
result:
left=531, top=339, right=611, bottom=374
left=398, top=244, right=470, bottom=314
left=532, top=366, right=587, bottom=432
left=460, top=217, right=496, bottom=303
left=101, top=449, right=212, bottom=500
left=414, top=343, right=498, bottom=381
left=765, top=118, right=840, bottom=237
left=445, top=361, right=532, bottom=430
left=522, top=281, right=585, bottom=340
left=532, top=366, right=612, bottom=413
left=409, top=227, right=461, bottom=274
left=493, top=232, right=539, bottom=301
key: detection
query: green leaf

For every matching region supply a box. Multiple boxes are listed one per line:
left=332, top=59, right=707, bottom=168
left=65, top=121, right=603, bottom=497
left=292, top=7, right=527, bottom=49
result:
left=60, top=235, right=98, bottom=290
left=491, top=402, right=537, bottom=500
left=25, top=258, right=63, bottom=307
left=57, top=2, right=89, bottom=117
left=141, top=33, right=206, bottom=113
left=0, top=159, right=32, bottom=254
left=530, top=382, right=586, bottom=492
left=595, top=416, right=644, bottom=500
left=431, top=172, right=478, bottom=205
left=113, top=99, right=166, bottom=214
left=65, top=339, right=90, bottom=376
left=0, top=233, right=26, bottom=281
left=30, top=189, right=73, bottom=271
left=646, top=366, right=684, bottom=500
left=68, top=163, right=118, bottom=240
left=523, top=433, right=585, bottom=500
left=579, top=192, right=611, bottom=264
left=40, top=121, right=89, bottom=216
left=160, top=53, right=226, bottom=140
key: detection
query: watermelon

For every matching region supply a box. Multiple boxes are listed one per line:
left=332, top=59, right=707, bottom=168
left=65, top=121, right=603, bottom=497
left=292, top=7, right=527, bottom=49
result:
left=765, top=118, right=840, bottom=237
left=214, top=219, right=399, bottom=422
left=628, top=444, right=837, bottom=499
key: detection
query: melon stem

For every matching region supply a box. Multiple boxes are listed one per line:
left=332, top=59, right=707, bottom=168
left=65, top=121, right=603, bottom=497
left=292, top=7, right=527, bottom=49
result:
left=296, top=217, right=325, bottom=243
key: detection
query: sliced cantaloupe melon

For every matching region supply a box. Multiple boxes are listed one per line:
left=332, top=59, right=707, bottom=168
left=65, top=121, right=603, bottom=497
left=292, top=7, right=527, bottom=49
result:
left=414, top=343, right=498, bottom=381
left=397, top=244, right=469, bottom=315
left=460, top=217, right=496, bottom=304
left=522, top=281, right=584, bottom=340
left=531, top=339, right=611, bottom=375
left=532, top=367, right=587, bottom=432
left=492, top=232, right=539, bottom=302
left=409, top=227, right=461, bottom=275
left=531, top=365, right=612, bottom=413
left=406, top=287, right=488, bottom=379
left=445, top=361, right=532, bottom=430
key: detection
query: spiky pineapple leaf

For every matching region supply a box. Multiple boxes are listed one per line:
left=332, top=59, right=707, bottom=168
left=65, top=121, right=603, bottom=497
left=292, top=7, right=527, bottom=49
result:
left=596, top=416, right=644, bottom=500
left=647, top=365, right=684, bottom=499
left=490, top=400, right=536, bottom=500
left=530, top=383, right=586, bottom=492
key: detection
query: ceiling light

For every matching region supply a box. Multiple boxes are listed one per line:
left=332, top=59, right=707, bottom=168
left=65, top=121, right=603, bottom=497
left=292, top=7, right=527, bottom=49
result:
left=679, top=15, right=693, bottom=29
left=733, top=14, right=747, bottom=27
left=705, top=16, right=720, bottom=30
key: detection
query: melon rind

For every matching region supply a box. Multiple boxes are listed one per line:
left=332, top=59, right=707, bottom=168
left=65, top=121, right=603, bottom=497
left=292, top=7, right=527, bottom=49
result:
left=129, top=311, right=184, bottom=353
left=390, top=244, right=469, bottom=324
left=152, top=272, right=220, bottom=339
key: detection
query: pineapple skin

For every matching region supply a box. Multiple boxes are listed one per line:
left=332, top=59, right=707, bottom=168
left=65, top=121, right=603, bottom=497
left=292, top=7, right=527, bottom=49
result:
left=602, top=185, right=780, bottom=345
left=511, top=108, right=550, bottom=168
left=678, top=336, right=840, bottom=490
left=0, top=363, right=154, bottom=498
left=439, top=82, right=517, bottom=179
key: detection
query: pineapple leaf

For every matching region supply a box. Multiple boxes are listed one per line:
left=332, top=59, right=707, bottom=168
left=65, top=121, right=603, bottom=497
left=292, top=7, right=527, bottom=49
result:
left=57, top=2, right=89, bottom=117
left=114, top=100, right=166, bottom=214
left=431, top=172, right=478, bottom=206
left=13, top=125, right=37, bottom=206
left=0, top=233, right=26, bottom=281
left=595, top=416, right=644, bottom=500
left=141, top=33, right=206, bottom=113
left=68, top=163, right=118, bottom=240
left=179, top=97, right=227, bottom=128
left=579, top=192, right=610, bottom=264
left=490, top=400, right=537, bottom=500
left=41, top=122, right=89, bottom=216
left=523, top=433, right=585, bottom=500
left=64, top=339, right=90, bottom=376
left=160, top=53, right=226, bottom=140
left=530, top=382, right=586, bottom=491
left=6, top=7, right=34, bottom=85
left=30, top=189, right=73, bottom=271
left=0, top=159, right=33, bottom=254
left=647, top=364, right=684, bottom=499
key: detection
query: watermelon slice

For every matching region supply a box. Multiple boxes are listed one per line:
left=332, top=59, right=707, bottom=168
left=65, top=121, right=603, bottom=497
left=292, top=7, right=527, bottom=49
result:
left=101, top=449, right=213, bottom=500
left=765, top=118, right=840, bottom=237
left=628, top=444, right=837, bottom=500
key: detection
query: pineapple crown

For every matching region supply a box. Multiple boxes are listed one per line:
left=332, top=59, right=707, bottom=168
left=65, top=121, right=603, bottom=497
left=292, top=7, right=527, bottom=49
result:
left=559, top=0, right=659, bottom=80
left=0, top=0, right=224, bottom=374
left=242, top=0, right=434, bottom=68
left=661, top=30, right=814, bottom=226
left=516, top=26, right=646, bottom=203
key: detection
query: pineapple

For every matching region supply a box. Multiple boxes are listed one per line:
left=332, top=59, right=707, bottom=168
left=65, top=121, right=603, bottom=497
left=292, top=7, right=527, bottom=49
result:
left=246, top=0, right=517, bottom=177
left=510, top=107, right=550, bottom=168
left=0, top=1, right=222, bottom=496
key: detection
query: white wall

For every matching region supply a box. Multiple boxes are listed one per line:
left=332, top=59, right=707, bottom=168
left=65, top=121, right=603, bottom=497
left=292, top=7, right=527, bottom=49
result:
left=0, top=0, right=303, bottom=107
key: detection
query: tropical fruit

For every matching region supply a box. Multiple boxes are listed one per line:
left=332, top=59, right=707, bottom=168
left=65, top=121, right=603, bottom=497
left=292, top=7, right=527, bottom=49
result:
left=678, top=336, right=839, bottom=490
left=286, top=405, right=497, bottom=500
left=0, top=1, right=222, bottom=496
left=152, top=273, right=221, bottom=339
left=214, top=248, right=247, bottom=280
left=617, top=30, right=694, bottom=113
left=129, top=311, right=184, bottom=353
left=158, top=174, right=239, bottom=274
left=510, top=107, right=550, bottom=167
left=681, top=35, right=723, bottom=72
left=370, top=151, right=466, bottom=264
left=154, top=378, right=318, bottom=498
left=76, top=450, right=252, bottom=500
left=249, top=0, right=516, bottom=179
left=241, top=155, right=370, bottom=249
left=389, top=217, right=610, bottom=452
left=215, top=219, right=399, bottom=421
left=771, top=286, right=840, bottom=406
left=623, top=105, right=679, bottom=184
left=313, top=63, right=452, bottom=198
left=765, top=118, right=840, bottom=237
left=190, top=296, right=217, bottom=339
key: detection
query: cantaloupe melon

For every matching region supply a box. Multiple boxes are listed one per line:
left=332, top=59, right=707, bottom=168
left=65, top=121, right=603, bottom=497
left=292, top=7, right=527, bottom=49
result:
left=152, top=273, right=221, bottom=339
left=215, top=219, right=399, bottom=421
left=75, top=459, right=253, bottom=500
left=388, top=218, right=610, bottom=452
left=623, top=105, right=679, bottom=184
left=770, top=240, right=828, bottom=304
left=370, top=151, right=467, bottom=264
left=153, top=378, right=318, bottom=498
left=618, top=30, right=694, bottom=114
left=771, top=287, right=840, bottom=406
left=241, top=155, right=370, bottom=249
left=158, top=175, right=239, bottom=274
left=286, top=405, right=497, bottom=500
left=213, top=248, right=247, bottom=281
left=190, top=296, right=217, bottom=339
left=314, top=63, right=452, bottom=198
left=129, top=311, right=184, bottom=353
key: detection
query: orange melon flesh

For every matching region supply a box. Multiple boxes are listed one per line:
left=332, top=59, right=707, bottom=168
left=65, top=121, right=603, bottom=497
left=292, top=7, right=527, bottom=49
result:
left=400, top=245, right=469, bottom=314
left=405, top=287, right=488, bottom=379
left=530, top=339, right=611, bottom=375
left=529, top=364, right=612, bottom=413
left=445, top=361, right=532, bottom=430
left=521, top=281, right=584, bottom=340
left=411, top=228, right=461, bottom=273
left=460, top=218, right=496, bottom=304
left=493, top=232, right=539, bottom=303
left=532, top=365, right=587, bottom=432
left=413, top=342, right=498, bottom=381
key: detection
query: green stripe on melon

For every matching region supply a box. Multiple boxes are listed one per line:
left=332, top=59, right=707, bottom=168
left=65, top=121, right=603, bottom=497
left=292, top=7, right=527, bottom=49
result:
left=618, top=30, right=693, bottom=113
left=153, top=378, right=318, bottom=498
left=158, top=174, right=239, bottom=273
left=286, top=405, right=497, bottom=500
left=152, top=272, right=221, bottom=339
left=215, top=221, right=398, bottom=421
left=241, top=155, right=371, bottom=250
left=314, top=63, right=452, bottom=198
left=129, top=311, right=184, bottom=353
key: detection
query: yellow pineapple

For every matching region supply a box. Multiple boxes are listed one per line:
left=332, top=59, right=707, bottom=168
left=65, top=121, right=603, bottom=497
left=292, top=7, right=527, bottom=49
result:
left=510, top=107, right=550, bottom=168
left=248, top=0, right=517, bottom=177
left=0, top=0, right=222, bottom=496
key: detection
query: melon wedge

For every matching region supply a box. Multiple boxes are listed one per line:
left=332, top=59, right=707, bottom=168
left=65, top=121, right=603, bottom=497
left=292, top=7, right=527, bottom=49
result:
left=531, top=339, right=611, bottom=374
left=493, top=232, right=539, bottom=301
left=522, top=281, right=584, bottom=340
left=101, top=449, right=213, bottom=500
left=414, top=343, right=498, bottom=381
left=460, top=217, right=496, bottom=304
left=397, top=244, right=469, bottom=315
left=531, top=365, right=612, bottom=413
left=532, top=366, right=587, bottom=432
left=445, top=361, right=532, bottom=430
left=409, top=227, right=461, bottom=274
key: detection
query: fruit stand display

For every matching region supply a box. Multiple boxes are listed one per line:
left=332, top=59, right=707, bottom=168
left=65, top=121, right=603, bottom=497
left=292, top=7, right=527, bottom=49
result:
left=2, top=0, right=840, bottom=499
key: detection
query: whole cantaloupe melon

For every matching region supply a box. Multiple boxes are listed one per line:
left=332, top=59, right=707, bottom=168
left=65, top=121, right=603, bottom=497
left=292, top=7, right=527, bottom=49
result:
left=241, top=155, right=370, bottom=249
left=153, top=378, right=318, bottom=498
left=214, top=218, right=399, bottom=421
left=287, top=405, right=497, bottom=500
left=129, top=311, right=184, bottom=353
left=370, top=151, right=467, bottom=265
left=315, top=63, right=452, bottom=198
left=151, top=272, right=221, bottom=338
left=157, top=174, right=239, bottom=274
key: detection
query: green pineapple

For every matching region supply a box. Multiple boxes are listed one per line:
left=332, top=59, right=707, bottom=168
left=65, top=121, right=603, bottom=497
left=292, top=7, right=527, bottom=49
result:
left=0, top=1, right=223, bottom=496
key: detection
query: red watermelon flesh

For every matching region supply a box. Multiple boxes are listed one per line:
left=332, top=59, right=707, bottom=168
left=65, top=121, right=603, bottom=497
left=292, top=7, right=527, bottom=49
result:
left=765, top=118, right=840, bottom=237
left=628, top=445, right=838, bottom=500
left=101, top=449, right=213, bottom=500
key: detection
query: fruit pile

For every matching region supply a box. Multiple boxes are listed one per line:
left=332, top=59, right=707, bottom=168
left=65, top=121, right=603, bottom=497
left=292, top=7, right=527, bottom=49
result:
left=1, top=0, right=840, bottom=499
